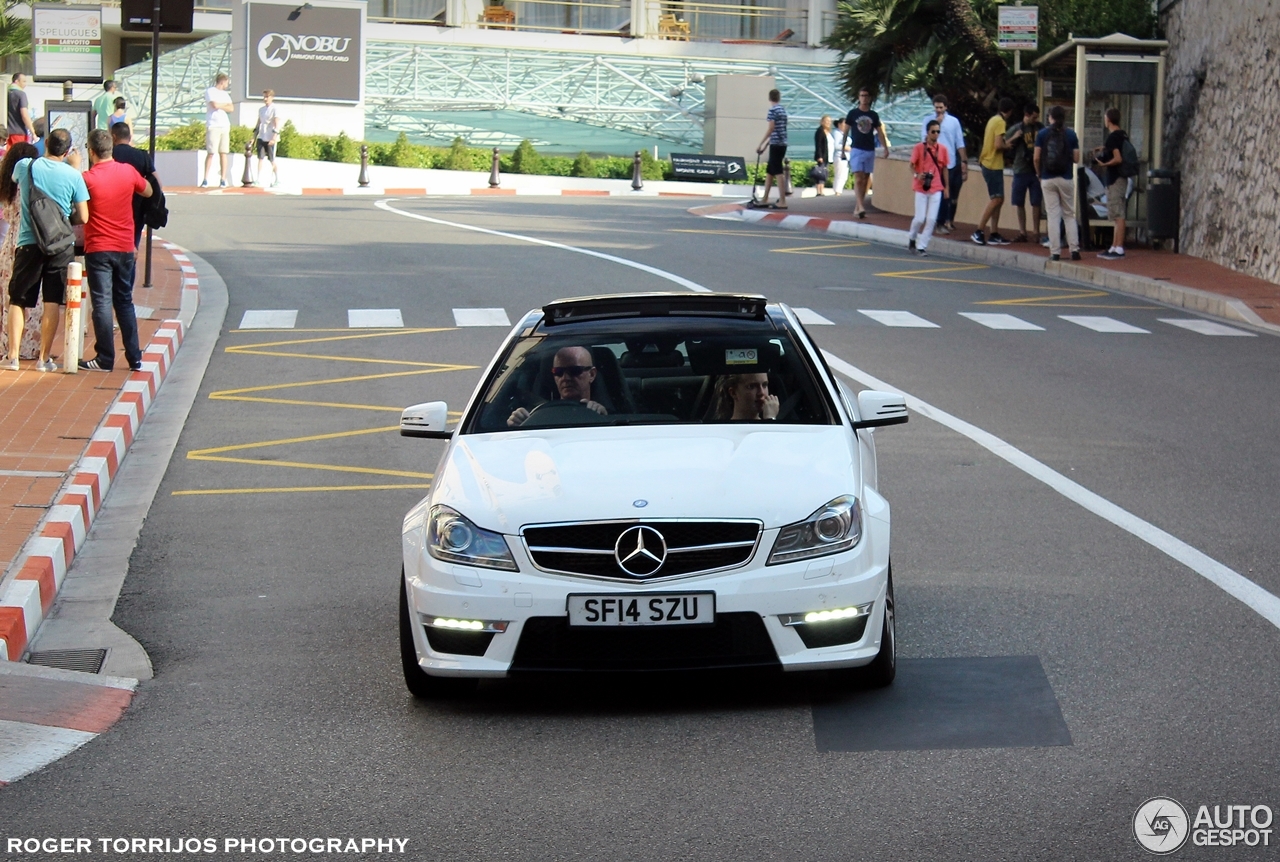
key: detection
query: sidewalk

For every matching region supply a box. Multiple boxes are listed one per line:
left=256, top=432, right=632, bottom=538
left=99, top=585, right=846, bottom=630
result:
left=691, top=194, right=1280, bottom=331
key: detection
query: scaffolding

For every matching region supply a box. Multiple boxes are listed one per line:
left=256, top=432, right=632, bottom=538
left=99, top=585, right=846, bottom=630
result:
left=115, top=33, right=931, bottom=150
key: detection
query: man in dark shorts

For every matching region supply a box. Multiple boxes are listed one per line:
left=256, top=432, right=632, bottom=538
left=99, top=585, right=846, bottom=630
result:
left=6, top=73, right=34, bottom=148
left=1093, top=107, right=1131, bottom=260
left=111, top=122, right=158, bottom=249
left=755, top=89, right=789, bottom=210
left=4, top=129, right=89, bottom=372
left=842, top=86, right=890, bottom=218
left=1004, top=104, right=1043, bottom=243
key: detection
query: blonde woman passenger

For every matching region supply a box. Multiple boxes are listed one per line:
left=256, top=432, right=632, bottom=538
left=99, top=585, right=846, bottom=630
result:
left=712, top=373, right=779, bottom=421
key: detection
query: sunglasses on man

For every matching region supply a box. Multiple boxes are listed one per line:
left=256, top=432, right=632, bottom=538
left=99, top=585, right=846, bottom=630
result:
left=552, top=365, right=594, bottom=378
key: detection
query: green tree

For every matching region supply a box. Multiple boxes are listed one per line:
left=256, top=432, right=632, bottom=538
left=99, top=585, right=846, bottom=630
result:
left=570, top=151, right=596, bottom=177
left=510, top=139, right=542, bottom=174
left=445, top=136, right=473, bottom=171
left=0, top=0, right=31, bottom=59
left=826, top=0, right=1156, bottom=144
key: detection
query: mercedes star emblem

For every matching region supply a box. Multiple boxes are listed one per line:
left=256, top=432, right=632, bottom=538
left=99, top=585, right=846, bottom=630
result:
left=614, top=525, right=667, bottom=577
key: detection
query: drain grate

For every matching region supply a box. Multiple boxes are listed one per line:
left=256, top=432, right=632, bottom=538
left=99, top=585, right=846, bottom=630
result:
left=27, top=648, right=108, bottom=674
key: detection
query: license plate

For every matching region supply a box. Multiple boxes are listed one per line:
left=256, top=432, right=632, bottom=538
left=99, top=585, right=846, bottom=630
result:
left=567, top=593, right=715, bottom=627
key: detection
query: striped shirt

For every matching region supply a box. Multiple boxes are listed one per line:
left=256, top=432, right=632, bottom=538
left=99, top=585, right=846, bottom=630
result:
left=767, top=103, right=788, bottom=145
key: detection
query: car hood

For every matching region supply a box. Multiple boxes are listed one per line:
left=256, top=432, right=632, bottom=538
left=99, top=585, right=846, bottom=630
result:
left=430, top=425, right=859, bottom=533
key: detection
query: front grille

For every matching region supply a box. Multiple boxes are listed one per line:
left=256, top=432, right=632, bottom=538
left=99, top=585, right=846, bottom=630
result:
left=424, top=626, right=495, bottom=656
left=523, top=520, right=760, bottom=580
left=510, top=613, right=779, bottom=672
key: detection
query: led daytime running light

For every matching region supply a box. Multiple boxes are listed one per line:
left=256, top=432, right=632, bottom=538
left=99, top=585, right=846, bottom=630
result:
left=432, top=618, right=485, bottom=630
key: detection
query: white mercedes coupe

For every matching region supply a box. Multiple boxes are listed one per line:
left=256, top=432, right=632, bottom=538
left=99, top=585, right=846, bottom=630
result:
left=399, top=293, right=907, bottom=696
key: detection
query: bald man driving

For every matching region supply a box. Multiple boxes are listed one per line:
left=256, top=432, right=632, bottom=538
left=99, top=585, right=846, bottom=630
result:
left=508, top=346, right=609, bottom=427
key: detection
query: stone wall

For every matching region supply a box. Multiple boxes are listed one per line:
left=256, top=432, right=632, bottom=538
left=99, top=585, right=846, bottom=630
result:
left=1162, top=0, right=1280, bottom=283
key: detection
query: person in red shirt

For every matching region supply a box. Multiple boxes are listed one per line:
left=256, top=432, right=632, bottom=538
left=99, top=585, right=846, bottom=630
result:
left=80, top=128, right=152, bottom=372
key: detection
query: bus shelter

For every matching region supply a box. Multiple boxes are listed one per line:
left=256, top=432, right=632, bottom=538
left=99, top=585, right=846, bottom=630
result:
left=1032, top=34, right=1168, bottom=247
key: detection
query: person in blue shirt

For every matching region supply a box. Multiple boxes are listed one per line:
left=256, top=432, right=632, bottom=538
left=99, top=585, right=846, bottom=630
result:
left=755, top=89, right=789, bottom=210
left=4, top=128, right=89, bottom=372
left=920, top=94, right=967, bottom=234
left=1033, top=104, right=1081, bottom=261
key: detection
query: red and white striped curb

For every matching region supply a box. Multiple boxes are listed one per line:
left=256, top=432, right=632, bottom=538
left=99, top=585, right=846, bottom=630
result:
left=170, top=186, right=724, bottom=198
left=703, top=202, right=912, bottom=246
left=0, top=240, right=196, bottom=665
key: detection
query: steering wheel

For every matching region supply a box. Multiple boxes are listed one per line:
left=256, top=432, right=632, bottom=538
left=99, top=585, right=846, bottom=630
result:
left=521, top=400, right=606, bottom=428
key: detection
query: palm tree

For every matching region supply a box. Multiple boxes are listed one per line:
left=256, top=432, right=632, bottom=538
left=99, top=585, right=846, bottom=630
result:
left=0, top=0, right=31, bottom=61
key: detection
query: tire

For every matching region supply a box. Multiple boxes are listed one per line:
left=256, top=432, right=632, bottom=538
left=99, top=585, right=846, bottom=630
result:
left=859, top=565, right=896, bottom=688
left=399, top=571, right=478, bottom=699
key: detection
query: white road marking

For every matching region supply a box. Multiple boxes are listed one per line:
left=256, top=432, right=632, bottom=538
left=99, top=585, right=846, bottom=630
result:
left=376, top=199, right=710, bottom=293
left=348, top=308, right=404, bottom=328
left=0, top=719, right=96, bottom=783
left=1060, top=315, right=1150, bottom=334
left=793, top=307, right=835, bottom=326
left=959, top=312, right=1045, bottom=331
left=822, top=350, right=1280, bottom=631
left=858, top=309, right=940, bottom=328
left=239, top=310, right=297, bottom=329
left=1159, top=318, right=1256, bottom=337
left=373, top=202, right=1280, bottom=633
left=453, top=308, right=511, bottom=327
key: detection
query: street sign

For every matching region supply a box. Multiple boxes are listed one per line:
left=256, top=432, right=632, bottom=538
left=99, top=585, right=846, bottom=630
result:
left=32, top=5, right=103, bottom=83
left=121, top=0, right=195, bottom=34
left=671, top=153, right=747, bottom=182
left=998, top=5, right=1038, bottom=51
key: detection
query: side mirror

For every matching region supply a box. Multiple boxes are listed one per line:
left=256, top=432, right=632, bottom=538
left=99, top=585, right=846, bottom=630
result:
left=401, top=401, right=452, bottom=439
left=851, top=390, right=908, bottom=430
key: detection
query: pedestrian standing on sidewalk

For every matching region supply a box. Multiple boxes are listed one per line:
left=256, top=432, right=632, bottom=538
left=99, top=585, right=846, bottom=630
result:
left=201, top=73, right=234, bottom=188
left=254, top=90, right=281, bottom=187
left=1034, top=104, right=1081, bottom=262
left=755, top=89, right=789, bottom=210
left=843, top=87, right=890, bottom=218
left=921, top=94, right=966, bottom=234
left=6, top=74, right=35, bottom=148
left=972, top=97, right=1015, bottom=246
left=109, top=97, right=129, bottom=129
left=1093, top=107, right=1132, bottom=260
left=1004, top=104, right=1043, bottom=243
left=907, top=120, right=949, bottom=257
left=79, top=129, right=151, bottom=373
left=3, top=129, right=88, bottom=372
left=111, top=122, right=158, bottom=250
left=0, top=142, right=42, bottom=362
left=831, top=118, right=851, bottom=195
left=92, top=80, right=118, bottom=130
left=812, top=115, right=834, bottom=195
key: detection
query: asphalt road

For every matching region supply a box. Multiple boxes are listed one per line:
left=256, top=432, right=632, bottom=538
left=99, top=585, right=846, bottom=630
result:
left=2, top=194, right=1279, bottom=861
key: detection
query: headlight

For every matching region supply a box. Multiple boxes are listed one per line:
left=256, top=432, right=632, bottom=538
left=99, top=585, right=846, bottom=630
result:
left=427, top=505, right=518, bottom=571
left=767, top=495, right=862, bottom=565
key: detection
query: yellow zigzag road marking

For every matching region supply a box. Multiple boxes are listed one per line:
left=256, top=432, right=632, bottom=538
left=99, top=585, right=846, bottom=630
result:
left=173, top=483, right=433, bottom=497
left=186, top=425, right=434, bottom=480
left=875, top=263, right=991, bottom=277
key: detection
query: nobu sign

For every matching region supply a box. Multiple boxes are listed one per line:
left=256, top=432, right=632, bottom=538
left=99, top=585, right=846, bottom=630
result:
left=246, top=2, right=363, bottom=103
left=670, top=154, right=748, bottom=182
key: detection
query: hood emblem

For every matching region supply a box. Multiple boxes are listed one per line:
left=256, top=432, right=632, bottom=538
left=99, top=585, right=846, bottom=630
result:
left=614, top=525, right=667, bottom=577
left=632, top=499, right=648, bottom=508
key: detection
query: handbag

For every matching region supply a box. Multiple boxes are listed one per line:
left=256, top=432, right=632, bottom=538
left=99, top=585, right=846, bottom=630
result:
left=808, top=163, right=828, bottom=183
left=23, top=159, right=75, bottom=258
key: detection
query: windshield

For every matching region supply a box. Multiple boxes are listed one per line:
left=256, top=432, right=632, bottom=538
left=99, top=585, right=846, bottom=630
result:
left=464, top=318, right=838, bottom=433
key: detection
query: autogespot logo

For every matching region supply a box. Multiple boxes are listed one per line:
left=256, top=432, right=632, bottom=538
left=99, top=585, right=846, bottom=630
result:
left=257, top=32, right=352, bottom=68
left=1134, top=798, right=1190, bottom=854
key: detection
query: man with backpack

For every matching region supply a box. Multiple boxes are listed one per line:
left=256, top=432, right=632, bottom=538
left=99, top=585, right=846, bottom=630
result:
left=4, top=128, right=88, bottom=372
left=1093, top=107, right=1136, bottom=261
left=1033, top=105, right=1081, bottom=262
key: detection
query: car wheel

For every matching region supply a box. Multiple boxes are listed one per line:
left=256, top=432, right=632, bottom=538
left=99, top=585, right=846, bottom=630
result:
left=859, top=564, right=896, bottom=688
left=399, top=571, right=478, bottom=699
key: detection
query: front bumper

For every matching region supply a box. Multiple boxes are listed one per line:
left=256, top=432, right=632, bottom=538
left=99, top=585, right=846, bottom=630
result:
left=402, top=515, right=891, bottom=677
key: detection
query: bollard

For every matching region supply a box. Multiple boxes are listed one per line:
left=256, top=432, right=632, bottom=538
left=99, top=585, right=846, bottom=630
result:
left=62, top=262, right=83, bottom=373
left=242, top=140, right=253, bottom=187
left=62, top=80, right=73, bottom=100
left=358, top=144, right=370, bottom=187
left=631, top=151, right=643, bottom=191
left=782, top=158, right=793, bottom=198
left=488, top=147, right=501, bottom=188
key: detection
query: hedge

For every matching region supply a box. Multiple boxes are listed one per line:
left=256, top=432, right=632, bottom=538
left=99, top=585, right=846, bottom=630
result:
left=153, top=123, right=837, bottom=188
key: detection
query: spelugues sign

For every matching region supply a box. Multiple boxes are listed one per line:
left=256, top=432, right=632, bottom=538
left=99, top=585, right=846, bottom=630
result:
left=246, top=3, right=363, bottom=103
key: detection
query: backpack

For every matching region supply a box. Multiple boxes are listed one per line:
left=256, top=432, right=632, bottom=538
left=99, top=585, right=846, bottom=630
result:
left=23, top=159, right=76, bottom=258
left=141, top=173, right=168, bottom=230
left=1119, top=135, right=1140, bottom=178
left=1043, top=125, right=1070, bottom=175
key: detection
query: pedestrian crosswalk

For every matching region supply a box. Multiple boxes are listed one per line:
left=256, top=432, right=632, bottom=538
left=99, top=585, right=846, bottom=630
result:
left=233, top=306, right=1259, bottom=338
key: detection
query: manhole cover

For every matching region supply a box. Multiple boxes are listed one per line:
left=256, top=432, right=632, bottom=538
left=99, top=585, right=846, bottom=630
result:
left=27, top=648, right=108, bottom=674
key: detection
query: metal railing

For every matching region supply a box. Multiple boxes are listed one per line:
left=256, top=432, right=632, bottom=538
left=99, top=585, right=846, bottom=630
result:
left=651, top=0, right=807, bottom=42
left=492, top=0, right=630, bottom=35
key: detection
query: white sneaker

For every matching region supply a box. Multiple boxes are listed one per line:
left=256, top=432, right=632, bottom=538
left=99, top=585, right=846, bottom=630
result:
left=37, top=358, right=57, bottom=372
left=3, top=358, right=18, bottom=371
